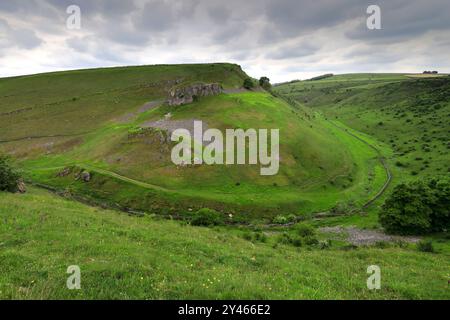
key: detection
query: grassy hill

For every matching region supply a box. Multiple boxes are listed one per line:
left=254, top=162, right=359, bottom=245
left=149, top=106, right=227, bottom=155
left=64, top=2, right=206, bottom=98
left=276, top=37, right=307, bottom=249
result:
left=1, top=187, right=448, bottom=299
left=1, top=68, right=449, bottom=300
left=0, top=65, right=388, bottom=220
left=274, top=73, right=449, bottom=186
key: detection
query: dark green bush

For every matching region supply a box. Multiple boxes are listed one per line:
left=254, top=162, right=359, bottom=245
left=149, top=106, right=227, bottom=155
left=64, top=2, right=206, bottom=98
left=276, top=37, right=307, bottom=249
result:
left=254, top=232, right=268, bottom=243
left=330, top=201, right=355, bottom=215
left=417, top=240, right=435, bottom=253
left=380, top=179, right=450, bottom=235
left=191, top=208, right=224, bottom=227
left=295, top=223, right=316, bottom=237
left=303, top=236, right=319, bottom=246
left=0, top=155, right=20, bottom=193
left=277, top=233, right=301, bottom=247
left=259, top=77, right=271, bottom=90
left=291, top=237, right=302, bottom=247
left=243, top=232, right=268, bottom=243
left=277, top=226, right=320, bottom=248
left=243, top=78, right=254, bottom=89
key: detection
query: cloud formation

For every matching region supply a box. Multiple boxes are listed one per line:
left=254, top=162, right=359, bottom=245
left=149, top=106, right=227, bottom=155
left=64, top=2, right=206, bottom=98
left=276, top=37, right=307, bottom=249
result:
left=0, top=0, right=449, bottom=81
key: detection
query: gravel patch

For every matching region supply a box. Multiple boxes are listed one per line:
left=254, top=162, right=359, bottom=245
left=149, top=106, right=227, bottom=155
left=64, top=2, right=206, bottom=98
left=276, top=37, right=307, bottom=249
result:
left=320, top=226, right=421, bottom=246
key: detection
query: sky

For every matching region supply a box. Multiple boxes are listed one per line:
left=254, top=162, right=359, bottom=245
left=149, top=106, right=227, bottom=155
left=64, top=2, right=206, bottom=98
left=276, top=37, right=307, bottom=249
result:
left=0, top=0, right=449, bottom=82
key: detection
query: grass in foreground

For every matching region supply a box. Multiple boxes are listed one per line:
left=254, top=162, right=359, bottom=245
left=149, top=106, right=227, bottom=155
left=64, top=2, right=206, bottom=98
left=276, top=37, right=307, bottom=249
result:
left=0, top=188, right=448, bottom=299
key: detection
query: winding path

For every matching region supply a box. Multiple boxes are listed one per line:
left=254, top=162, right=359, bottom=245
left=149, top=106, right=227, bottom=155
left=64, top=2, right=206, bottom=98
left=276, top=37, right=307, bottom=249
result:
left=326, top=119, right=392, bottom=209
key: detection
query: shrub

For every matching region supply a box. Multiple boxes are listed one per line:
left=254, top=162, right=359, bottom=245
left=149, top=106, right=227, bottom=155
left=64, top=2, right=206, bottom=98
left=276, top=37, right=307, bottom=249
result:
left=277, top=233, right=302, bottom=247
left=330, top=201, right=354, bottom=215
left=191, top=208, right=224, bottom=226
left=276, top=224, right=320, bottom=248
left=272, top=214, right=297, bottom=224
left=303, top=236, right=319, bottom=246
left=291, top=237, right=302, bottom=247
left=255, top=232, right=268, bottom=243
left=0, top=155, right=20, bottom=193
left=286, top=214, right=297, bottom=222
left=295, top=223, right=316, bottom=237
left=380, top=179, right=450, bottom=235
left=272, top=215, right=288, bottom=224
left=417, top=240, right=435, bottom=253
left=244, top=232, right=268, bottom=243
left=278, top=232, right=293, bottom=245
left=243, top=78, right=254, bottom=89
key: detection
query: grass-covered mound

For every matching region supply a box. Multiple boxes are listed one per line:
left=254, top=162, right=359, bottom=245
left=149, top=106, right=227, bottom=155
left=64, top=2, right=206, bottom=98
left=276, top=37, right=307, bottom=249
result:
left=0, top=66, right=386, bottom=219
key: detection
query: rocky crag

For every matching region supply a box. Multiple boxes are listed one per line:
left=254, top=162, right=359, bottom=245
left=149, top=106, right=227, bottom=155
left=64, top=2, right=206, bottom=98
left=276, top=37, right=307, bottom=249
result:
left=168, top=83, right=222, bottom=106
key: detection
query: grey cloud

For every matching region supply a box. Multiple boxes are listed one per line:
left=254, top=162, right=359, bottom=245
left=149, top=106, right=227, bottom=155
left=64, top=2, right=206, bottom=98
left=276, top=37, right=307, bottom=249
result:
left=266, top=42, right=319, bottom=60
left=260, top=0, right=364, bottom=43
left=207, top=4, right=232, bottom=24
left=13, top=28, right=43, bottom=49
left=344, top=47, right=404, bottom=65
left=43, top=0, right=138, bottom=17
left=1, top=0, right=450, bottom=80
left=346, top=0, right=450, bottom=43
left=136, top=0, right=177, bottom=32
left=0, top=18, right=43, bottom=50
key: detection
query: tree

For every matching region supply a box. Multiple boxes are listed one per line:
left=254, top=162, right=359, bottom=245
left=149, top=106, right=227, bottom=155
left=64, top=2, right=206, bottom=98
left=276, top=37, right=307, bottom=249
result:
left=259, top=76, right=271, bottom=90
left=0, top=155, right=20, bottom=193
left=380, top=179, right=450, bottom=235
left=428, top=179, right=450, bottom=231
left=243, top=78, right=254, bottom=90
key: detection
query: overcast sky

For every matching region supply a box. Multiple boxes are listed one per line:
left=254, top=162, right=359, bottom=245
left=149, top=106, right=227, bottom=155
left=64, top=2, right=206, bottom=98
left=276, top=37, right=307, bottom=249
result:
left=1, top=0, right=449, bottom=82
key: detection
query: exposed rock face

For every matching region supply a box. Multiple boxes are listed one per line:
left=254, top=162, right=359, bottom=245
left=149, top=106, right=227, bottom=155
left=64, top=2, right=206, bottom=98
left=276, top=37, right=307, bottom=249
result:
left=168, top=83, right=222, bottom=106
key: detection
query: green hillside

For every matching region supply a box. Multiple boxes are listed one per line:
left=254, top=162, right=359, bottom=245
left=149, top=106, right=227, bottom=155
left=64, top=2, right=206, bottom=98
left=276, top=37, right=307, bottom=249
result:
left=274, top=73, right=450, bottom=186
left=1, top=187, right=448, bottom=299
left=0, top=65, right=388, bottom=220
left=1, top=67, right=449, bottom=300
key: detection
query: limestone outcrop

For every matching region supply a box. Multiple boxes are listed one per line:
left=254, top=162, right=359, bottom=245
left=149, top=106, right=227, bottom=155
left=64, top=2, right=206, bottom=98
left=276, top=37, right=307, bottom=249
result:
left=168, top=83, right=222, bottom=106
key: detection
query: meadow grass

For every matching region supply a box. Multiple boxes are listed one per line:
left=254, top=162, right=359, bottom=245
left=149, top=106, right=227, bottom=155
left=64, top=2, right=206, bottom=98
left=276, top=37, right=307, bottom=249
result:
left=0, top=188, right=448, bottom=299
